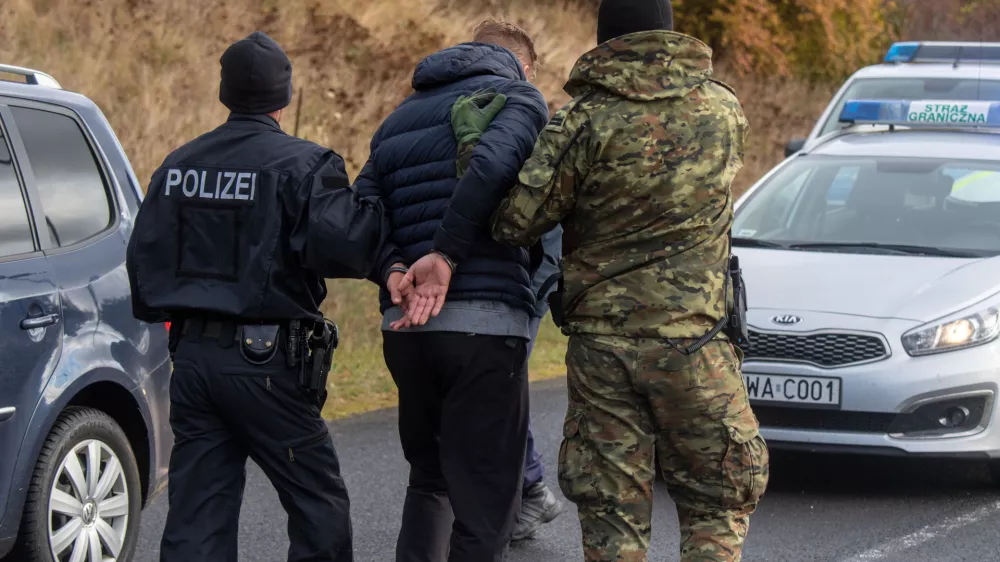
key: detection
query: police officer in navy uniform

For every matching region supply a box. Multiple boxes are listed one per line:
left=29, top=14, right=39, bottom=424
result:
left=126, top=31, right=400, bottom=562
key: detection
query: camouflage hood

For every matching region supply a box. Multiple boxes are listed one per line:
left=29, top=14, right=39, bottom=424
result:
left=565, top=30, right=713, bottom=101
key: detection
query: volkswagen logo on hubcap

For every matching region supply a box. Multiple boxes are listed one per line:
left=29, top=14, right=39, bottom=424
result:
left=772, top=315, right=802, bottom=325
left=82, top=501, right=96, bottom=525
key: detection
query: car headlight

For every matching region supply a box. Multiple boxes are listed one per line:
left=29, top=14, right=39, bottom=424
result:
left=902, top=306, right=1000, bottom=356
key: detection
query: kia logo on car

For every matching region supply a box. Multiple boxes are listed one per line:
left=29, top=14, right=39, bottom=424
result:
left=772, top=315, right=802, bottom=325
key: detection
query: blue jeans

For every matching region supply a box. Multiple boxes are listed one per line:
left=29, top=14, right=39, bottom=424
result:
left=523, top=316, right=545, bottom=489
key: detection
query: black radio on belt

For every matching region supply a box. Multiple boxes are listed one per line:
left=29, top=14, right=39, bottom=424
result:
left=724, top=254, right=750, bottom=351
left=287, top=320, right=303, bottom=368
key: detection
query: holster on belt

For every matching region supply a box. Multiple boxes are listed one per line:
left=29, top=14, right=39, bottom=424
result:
left=298, top=319, right=339, bottom=393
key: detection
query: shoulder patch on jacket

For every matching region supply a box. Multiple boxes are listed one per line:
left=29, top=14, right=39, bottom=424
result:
left=547, top=90, right=595, bottom=133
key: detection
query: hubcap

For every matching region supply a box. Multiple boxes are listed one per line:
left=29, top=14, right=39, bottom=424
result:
left=47, top=439, right=129, bottom=562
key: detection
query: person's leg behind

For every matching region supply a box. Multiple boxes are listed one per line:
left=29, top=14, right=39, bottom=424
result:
left=159, top=339, right=248, bottom=562
left=558, top=335, right=657, bottom=562
left=513, top=316, right=564, bottom=541
left=641, top=341, right=769, bottom=562
left=438, top=333, right=529, bottom=562
left=522, top=423, right=545, bottom=490
left=522, top=316, right=546, bottom=490
left=384, top=331, right=453, bottom=562
left=216, top=339, right=353, bottom=562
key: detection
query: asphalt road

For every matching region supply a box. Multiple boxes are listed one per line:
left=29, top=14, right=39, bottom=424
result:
left=134, top=379, right=1000, bottom=562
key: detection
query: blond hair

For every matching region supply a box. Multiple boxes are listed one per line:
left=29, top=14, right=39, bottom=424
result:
left=473, top=16, right=538, bottom=67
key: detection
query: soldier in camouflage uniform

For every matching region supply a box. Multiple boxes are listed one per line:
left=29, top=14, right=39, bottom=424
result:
left=490, top=1, right=769, bottom=560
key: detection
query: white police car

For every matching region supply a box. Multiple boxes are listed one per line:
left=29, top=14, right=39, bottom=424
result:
left=733, top=98, right=1000, bottom=480
left=785, top=41, right=1000, bottom=156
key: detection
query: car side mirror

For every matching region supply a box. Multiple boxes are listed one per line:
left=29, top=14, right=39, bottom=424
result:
left=785, top=138, right=806, bottom=158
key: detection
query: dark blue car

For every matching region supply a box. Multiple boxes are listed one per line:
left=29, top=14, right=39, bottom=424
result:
left=0, top=65, right=171, bottom=561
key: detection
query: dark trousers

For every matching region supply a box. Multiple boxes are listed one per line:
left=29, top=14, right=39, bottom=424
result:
left=523, top=316, right=545, bottom=490
left=383, top=331, right=530, bottom=562
left=160, top=330, right=353, bottom=562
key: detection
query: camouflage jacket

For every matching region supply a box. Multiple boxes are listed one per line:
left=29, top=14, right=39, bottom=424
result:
left=492, top=30, right=749, bottom=340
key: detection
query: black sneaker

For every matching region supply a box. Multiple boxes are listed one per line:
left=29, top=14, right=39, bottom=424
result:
left=512, top=482, right=564, bottom=541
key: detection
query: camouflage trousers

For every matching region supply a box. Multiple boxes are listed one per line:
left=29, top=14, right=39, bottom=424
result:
left=558, top=335, right=769, bottom=562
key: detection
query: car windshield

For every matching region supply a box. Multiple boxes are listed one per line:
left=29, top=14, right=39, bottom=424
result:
left=819, top=77, right=1000, bottom=136
left=733, top=155, right=1000, bottom=257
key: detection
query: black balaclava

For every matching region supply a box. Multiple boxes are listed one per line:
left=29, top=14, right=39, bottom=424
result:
left=219, top=31, right=293, bottom=115
left=597, top=0, right=674, bottom=45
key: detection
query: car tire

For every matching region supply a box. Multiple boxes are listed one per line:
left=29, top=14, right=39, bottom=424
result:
left=14, top=406, right=142, bottom=562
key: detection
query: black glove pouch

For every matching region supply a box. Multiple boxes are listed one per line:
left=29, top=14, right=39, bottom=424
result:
left=240, top=324, right=281, bottom=365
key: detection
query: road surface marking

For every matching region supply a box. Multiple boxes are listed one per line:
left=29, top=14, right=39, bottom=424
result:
left=840, top=499, right=1000, bottom=561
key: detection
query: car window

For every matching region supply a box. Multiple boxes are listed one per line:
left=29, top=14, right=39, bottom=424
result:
left=0, top=128, right=35, bottom=258
left=826, top=166, right=860, bottom=207
left=9, top=106, right=113, bottom=248
left=734, top=168, right=811, bottom=238
left=819, top=78, right=1000, bottom=136
left=733, top=155, right=1000, bottom=256
left=946, top=168, right=1000, bottom=203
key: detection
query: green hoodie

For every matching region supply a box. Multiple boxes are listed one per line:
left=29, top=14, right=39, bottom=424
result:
left=492, top=30, right=749, bottom=340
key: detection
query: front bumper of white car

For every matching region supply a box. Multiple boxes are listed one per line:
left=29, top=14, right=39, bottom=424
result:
left=743, top=309, right=1000, bottom=459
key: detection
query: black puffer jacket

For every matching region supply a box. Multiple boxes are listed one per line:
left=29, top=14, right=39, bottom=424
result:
left=357, top=43, right=549, bottom=314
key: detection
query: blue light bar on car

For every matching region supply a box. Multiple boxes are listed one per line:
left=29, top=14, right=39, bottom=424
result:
left=884, top=42, right=919, bottom=63
left=884, top=41, right=1000, bottom=64
left=838, top=99, right=1000, bottom=128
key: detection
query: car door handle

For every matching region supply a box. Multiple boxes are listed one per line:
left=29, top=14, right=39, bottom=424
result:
left=20, top=313, right=59, bottom=330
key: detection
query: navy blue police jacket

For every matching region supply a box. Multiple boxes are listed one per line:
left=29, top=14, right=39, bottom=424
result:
left=355, top=43, right=550, bottom=314
left=126, top=114, right=396, bottom=324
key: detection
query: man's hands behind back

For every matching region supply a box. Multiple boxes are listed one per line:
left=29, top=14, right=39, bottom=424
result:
left=386, top=90, right=506, bottom=330
left=388, top=253, right=454, bottom=330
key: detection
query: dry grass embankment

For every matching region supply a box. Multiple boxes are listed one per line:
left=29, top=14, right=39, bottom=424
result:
left=0, top=0, right=833, bottom=419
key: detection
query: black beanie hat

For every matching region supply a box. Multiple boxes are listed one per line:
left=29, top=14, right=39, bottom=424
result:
left=219, top=31, right=293, bottom=115
left=597, top=0, right=674, bottom=45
